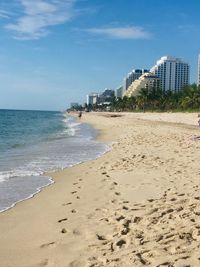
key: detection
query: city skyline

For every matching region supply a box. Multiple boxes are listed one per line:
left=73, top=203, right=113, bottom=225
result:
left=0, top=0, right=200, bottom=110
left=83, top=56, right=191, bottom=105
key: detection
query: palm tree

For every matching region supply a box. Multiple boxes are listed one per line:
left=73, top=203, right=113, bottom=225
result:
left=148, top=87, right=163, bottom=110
left=136, top=88, right=149, bottom=112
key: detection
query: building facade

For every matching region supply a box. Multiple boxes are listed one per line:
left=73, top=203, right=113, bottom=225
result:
left=98, top=89, right=115, bottom=105
left=99, top=89, right=115, bottom=99
left=115, top=86, right=124, bottom=98
left=123, top=69, right=149, bottom=91
left=86, top=93, right=99, bottom=106
left=124, top=72, right=160, bottom=97
left=151, top=56, right=189, bottom=92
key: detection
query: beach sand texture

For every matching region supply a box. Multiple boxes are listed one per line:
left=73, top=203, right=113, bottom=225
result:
left=0, top=112, right=200, bottom=267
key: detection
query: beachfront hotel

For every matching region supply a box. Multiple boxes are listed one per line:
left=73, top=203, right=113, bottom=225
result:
left=115, top=86, right=124, bottom=98
left=123, top=69, right=149, bottom=92
left=124, top=72, right=160, bottom=97
left=86, top=93, right=99, bottom=105
left=151, top=56, right=190, bottom=92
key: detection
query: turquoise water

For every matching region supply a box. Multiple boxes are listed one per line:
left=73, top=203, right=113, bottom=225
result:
left=0, top=109, right=109, bottom=212
left=1, top=110, right=69, bottom=152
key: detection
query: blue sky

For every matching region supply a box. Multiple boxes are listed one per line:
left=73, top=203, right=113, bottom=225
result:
left=0, top=0, right=200, bottom=111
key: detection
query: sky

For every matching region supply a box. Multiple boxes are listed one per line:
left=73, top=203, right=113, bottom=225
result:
left=0, top=0, right=200, bottom=111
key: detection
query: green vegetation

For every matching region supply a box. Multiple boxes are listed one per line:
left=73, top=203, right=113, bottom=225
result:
left=110, top=84, right=200, bottom=112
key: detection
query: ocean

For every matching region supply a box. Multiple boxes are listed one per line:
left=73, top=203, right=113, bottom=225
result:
left=0, top=109, right=109, bottom=212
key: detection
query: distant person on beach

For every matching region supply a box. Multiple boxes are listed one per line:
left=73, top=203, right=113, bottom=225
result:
left=198, top=114, right=200, bottom=127
left=78, top=111, right=82, bottom=119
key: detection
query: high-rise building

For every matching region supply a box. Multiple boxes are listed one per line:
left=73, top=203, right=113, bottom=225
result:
left=197, top=54, right=200, bottom=86
left=123, top=72, right=160, bottom=97
left=123, top=69, right=149, bottom=91
left=115, top=86, right=123, bottom=98
left=86, top=93, right=99, bottom=106
left=98, top=88, right=115, bottom=104
left=151, top=56, right=189, bottom=92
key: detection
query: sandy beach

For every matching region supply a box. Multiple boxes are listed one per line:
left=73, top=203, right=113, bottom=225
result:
left=0, top=112, right=200, bottom=267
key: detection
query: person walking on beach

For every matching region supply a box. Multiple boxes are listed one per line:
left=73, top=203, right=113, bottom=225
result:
left=78, top=111, right=82, bottom=119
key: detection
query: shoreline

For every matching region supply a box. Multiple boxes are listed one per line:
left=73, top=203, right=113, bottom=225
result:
left=0, top=112, right=200, bottom=267
left=0, top=115, right=109, bottom=214
left=0, top=177, right=54, bottom=214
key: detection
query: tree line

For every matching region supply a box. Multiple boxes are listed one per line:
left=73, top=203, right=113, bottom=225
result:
left=110, top=84, right=200, bottom=112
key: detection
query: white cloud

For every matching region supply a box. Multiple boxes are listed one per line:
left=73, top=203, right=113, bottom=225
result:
left=5, top=0, right=76, bottom=40
left=0, top=9, right=11, bottom=19
left=84, top=26, right=151, bottom=40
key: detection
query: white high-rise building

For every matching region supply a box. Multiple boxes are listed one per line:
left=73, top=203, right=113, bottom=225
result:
left=151, top=56, right=189, bottom=92
left=86, top=93, right=99, bottom=105
left=123, top=69, right=149, bottom=91
left=197, top=54, right=200, bottom=86
left=115, top=86, right=123, bottom=98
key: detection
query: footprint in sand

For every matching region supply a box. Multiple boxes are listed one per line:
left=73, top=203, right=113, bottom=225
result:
left=73, top=229, right=82, bottom=236
left=69, top=259, right=87, bottom=267
left=135, top=252, right=150, bottom=265
left=121, top=220, right=131, bottom=235
left=38, top=259, right=50, bottom=266
left=122, top=200, right=129, bottom=204
left=40, top=242, right=55, bottom=248
left=62, top=202, right=72, bottom=206
left=61, top=228, right=67, bottom=233
left=122, top=205, right=129, bottom=210
left=71, top=209, right=77, bottom=213
left=96, top=233, right=107, bottom=240
left=111, top=199, right=117, bottom=204
left=116, top=215, right=125, bottom=221
left=58, top=218, right=68, bottom=223
left=147, top=199, right=155, bottom=203
left=115, top=238, right=126, bottom=248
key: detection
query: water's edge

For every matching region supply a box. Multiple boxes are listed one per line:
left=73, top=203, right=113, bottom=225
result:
left=0, top=119, right=111, bottom=213
left=0, top=177, right=54, bottom=213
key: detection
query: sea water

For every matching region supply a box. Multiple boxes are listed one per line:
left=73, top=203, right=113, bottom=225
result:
left=0, top=109, right=109, bottom=212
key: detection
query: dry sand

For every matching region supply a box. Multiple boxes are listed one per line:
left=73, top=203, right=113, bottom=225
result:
left=0, top=112, right=200, bottom=267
